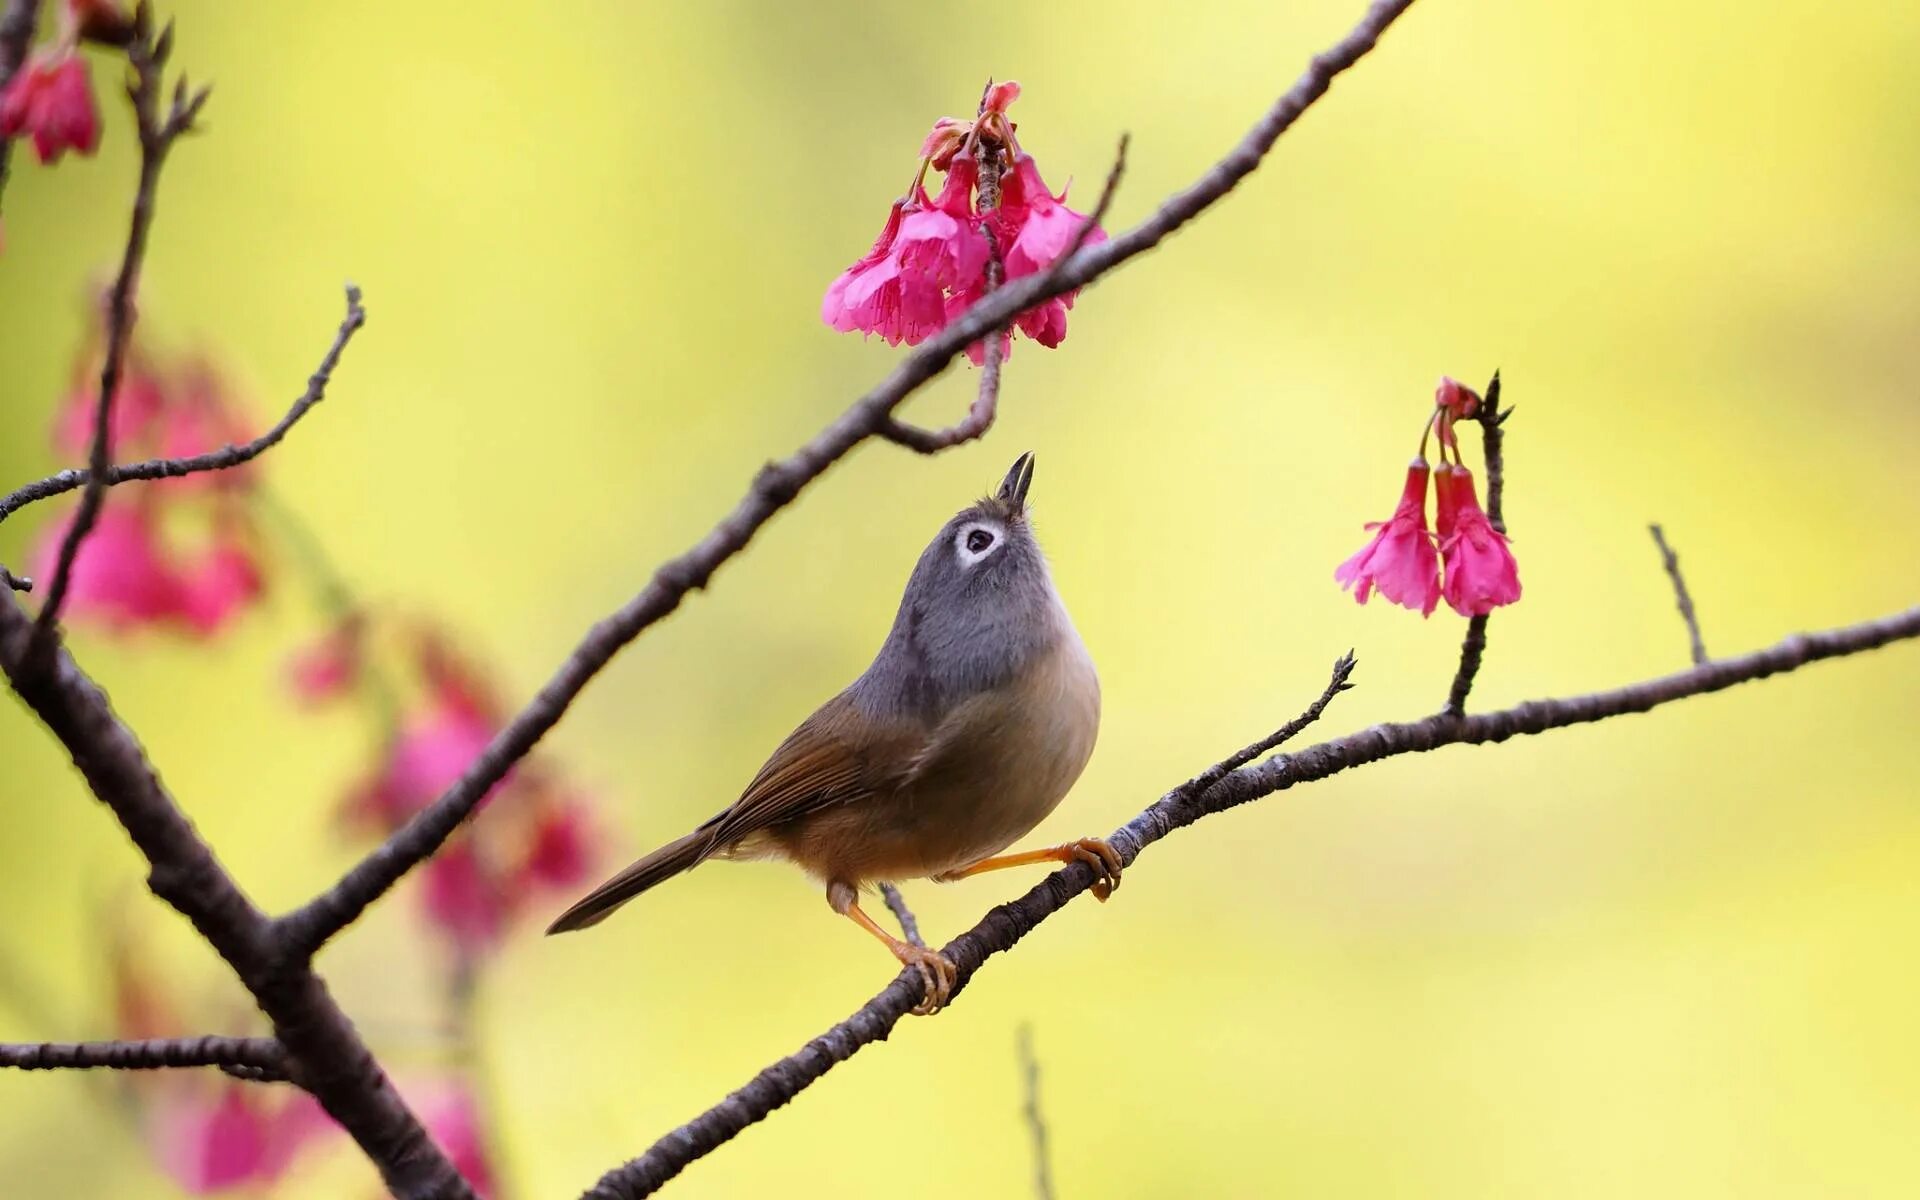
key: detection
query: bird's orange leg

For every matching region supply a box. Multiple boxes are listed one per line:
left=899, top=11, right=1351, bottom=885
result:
left=828, top=881, right=956, bottom=1016
left=935, top=837, right=1124, bottom=901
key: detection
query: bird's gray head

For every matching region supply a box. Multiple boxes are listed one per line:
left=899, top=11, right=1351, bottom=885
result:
left=854, top=453, right=1064, bottom=720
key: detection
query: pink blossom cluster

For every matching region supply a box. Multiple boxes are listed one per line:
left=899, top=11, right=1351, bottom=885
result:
left=1335, top=377, right=1522, bottom=618
left=0, top=0, right=132, bottom=165
left=821, top=81, right=1106, bottom=363
left=31, top=316, right=267, bottom=636
left=309, top=621, right=597, bottom=961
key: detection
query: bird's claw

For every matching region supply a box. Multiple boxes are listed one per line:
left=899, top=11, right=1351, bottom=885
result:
left=1065, top=836, right=1123, bottom=901
left=895, top=943, right=957, bottom=1016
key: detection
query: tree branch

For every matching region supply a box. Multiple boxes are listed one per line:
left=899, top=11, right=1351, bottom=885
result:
left=1648, top=523, right=1708, bottom=664
left=28, top=15, right=208, bottom=656
left=0, top=592, right=477, bottom=1199
left=0, top=286, right=367, bottom=526
left=284, top=0, right=1426, bottom=963
left=1017, top=1025, right=1056, bottom=1200
left=878, top=883, right=924, bottom=949
left=581, top=603, right=1920, bottom=1197
left=0, top=1035, right=291, bottom=1081
left=1443, top=370, right=1509, bottom=715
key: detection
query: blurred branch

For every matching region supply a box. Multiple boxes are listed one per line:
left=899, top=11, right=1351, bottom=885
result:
left=28, top=11, right=211, bottom=657
left=0, top=1035, right=290, bottom=1081
left=279, top=0, right=1425, bottom=963
left=1649, top=523, right=1708, bottom=664
left=583, top=604, right=1920, bottom=1196
left=0, top=592, right=476, bottom=1199
left=1443, top=370, right=1510, bottom=716
left=878, top=883, right=924, bottom=949
left=1017, top=1025, right=1056, bottom=1200
left=0, top=286, right=368, bottom=526
left=0, top=0, right=44, bottom=217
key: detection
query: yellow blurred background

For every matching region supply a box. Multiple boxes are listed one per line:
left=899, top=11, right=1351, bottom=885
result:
left=4, top=0, right=1920, bottom=1195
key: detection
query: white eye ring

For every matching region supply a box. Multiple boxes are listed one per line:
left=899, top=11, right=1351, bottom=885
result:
left=954, top=520, right=1004, bottom=566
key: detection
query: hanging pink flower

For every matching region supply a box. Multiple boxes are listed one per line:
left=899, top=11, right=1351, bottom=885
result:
left=519, top=797, right=594, bottom=889
left=1334, top=460, right=1442, bottom=616
left=821, top=199, right=948, bottom=346
left=0, top=51, right=100, bottom=164
left=285, top=615, right=365, bottom=705
left=411, top=1083, right=498, bottom=1197
left=53, top=369, right=169, bottom=458
left=149, top=1086, right=332, bottom=1196
left=422, top=841, right=510, bottom=957
left=894, top=155, right=989, bottom=291
left=31, top=504, right=189, bottom=631
left=822, top=81, right=1101, bottom=359
left=338, top=631, right=598, bottom=957
left=344, top=701, right=500, bottom=830
left=1436, top=467, right=1521, bottom=616
left=998, top=154, right=1106, bottom=279
left=155, top=360, right=260, bottom=493
left=178, top=537, right=265, bottom=636
left=111, top=932, right=335, bottom=1195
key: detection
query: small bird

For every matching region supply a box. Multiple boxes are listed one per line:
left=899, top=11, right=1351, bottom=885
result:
left=547, top=452, right=1116, bottom=1013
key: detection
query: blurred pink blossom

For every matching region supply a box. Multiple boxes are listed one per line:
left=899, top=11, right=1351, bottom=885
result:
left=0, top=51, right=99, bottom=164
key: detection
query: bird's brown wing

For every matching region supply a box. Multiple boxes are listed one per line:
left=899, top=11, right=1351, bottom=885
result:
left=545, top=692, right=928, bottom=934
left=698, top=690, right=927, bottom=852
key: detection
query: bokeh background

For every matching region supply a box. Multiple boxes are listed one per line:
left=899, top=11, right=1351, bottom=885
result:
left=4, top=0, right=1920, bottom=1196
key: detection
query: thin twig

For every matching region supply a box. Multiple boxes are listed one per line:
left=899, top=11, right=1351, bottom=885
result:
left=1017, top=1025, right=1056, bottom=1200
left=286, top=0, right=1428, bottom=966
left=1443, top=370, right=1509, bottom=716
left=878, top=884, right=924, bottom=949
left=29, top=15, right=207, bottom=657
left=0, top=0, right=44, bottom=218
left=0, top=1035, right=291, bottom=1081
left=1649, top=523, right=1708, bottom=664
left=0, top=565, right=30, bottom=592
left=581, top=603, right=1920, bottom=1197
left=1179, top=651, right=1356, bottom=798
left=0, top=286, right=368, bottom=525
left=1039, top=132, right=1129, bottom=288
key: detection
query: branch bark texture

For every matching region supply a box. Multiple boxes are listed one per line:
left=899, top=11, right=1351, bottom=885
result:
left=0, top=1035, right=289, bottom=1079
left=1649, top=523, right=1708, bottom=664
left=1443, top=371, right=1509, bottom=715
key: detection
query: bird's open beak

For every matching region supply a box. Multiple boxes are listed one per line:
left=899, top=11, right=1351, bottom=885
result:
left=996, top=451, right=1035, bottom=510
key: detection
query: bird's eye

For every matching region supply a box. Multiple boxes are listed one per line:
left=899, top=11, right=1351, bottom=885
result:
left=967, top=529, right=995, bottom=553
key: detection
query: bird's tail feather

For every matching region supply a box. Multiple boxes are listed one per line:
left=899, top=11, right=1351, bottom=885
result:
left=544, top=829, right=712, bottom=934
